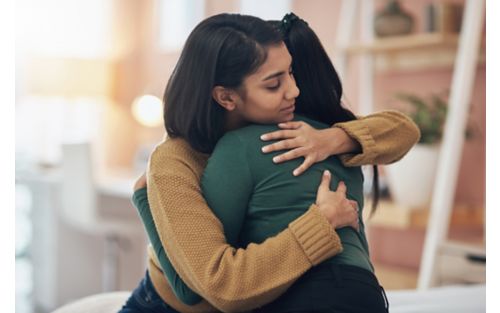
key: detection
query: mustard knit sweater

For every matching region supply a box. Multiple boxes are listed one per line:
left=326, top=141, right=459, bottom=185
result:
left=146, top=110, right=420, bottom=313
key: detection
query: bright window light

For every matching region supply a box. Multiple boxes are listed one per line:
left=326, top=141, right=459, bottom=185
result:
left=16, top=0, right=111, bottom=58
left=158, top=0, right=205, bottom=51
left=240, top=0, right=291, bottom=21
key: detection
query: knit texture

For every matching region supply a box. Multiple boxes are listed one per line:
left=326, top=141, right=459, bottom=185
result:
left=145, top=110, right=420, bottom=312
left=336, top=110, right=420, bottom=166
left=147, top=138, right=342, bottom=312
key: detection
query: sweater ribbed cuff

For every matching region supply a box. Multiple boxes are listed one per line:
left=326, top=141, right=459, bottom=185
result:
left=334, top=122, right=378, bottom=167
left=288, top=204, right=343, bottom=266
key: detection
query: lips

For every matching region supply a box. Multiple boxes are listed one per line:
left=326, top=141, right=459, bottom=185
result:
left=281, top=104, right=295, bottom=113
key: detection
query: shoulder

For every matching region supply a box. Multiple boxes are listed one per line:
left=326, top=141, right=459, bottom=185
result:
left=229, top=123, right=278, bottom=138
left=214, top=124, right=277, bottom=151
left=151, top=137, right=193, bottom=156
left=150, top=138, right=188, bottom=165
left=295, top=114, right=329, bottom=129
left=149, top=137, right=208, bottom=177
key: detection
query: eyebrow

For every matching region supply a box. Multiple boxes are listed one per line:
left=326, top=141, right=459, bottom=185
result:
left=262, top=71, right=286, bottom=81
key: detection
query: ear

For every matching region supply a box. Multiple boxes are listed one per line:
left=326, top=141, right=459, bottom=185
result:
left=212, top=86, right=239, bottom=111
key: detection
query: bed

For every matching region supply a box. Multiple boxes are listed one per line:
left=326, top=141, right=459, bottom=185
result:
left=52, top=284, right=486, bottom=313
left=387, top=284, right=486, bottom=313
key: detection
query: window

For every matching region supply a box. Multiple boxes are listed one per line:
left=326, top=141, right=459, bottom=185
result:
left=158, top=0, right=205, bottom=51
left=239, top=0, right=291, bottom=21
left=16, top=0, right=112, bottom=58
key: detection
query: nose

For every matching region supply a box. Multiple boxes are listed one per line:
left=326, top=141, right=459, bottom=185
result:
left=284, top=75, right=300, bottom=100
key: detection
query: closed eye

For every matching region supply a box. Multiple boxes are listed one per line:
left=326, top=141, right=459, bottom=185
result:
left=266, top=82, right=281, bottom=91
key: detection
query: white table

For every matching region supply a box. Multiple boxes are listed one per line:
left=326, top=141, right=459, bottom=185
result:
left=17, top=167, right=148, bottom=313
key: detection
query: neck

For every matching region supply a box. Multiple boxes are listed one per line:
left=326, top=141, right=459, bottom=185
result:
left=224, top=111, right=248, bottom=132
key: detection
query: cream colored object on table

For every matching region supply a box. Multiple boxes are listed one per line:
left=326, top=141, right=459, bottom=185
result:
left=385, top=144, right=440, bottom=209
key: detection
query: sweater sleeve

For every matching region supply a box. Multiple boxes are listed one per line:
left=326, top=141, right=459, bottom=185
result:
left=132, top=187, right=203, bottom=305
left=334, top=110, right=421, bottom=166
left=148, top=140, right=343, bottom=313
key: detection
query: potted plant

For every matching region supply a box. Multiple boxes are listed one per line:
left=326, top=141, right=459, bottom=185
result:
left=385, top=92, right=448, bottom=209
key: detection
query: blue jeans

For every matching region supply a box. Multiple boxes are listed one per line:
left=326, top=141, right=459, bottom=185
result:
left=118, top=271, right=180, bottom=313
left=253, top=264, right=389, bottom=313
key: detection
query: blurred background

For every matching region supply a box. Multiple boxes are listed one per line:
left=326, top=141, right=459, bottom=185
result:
left=15, top=0, right=486, bottom=312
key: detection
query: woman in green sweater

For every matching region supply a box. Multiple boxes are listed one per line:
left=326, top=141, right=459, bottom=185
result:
left=200, top=13, right=388, bottom=312
left=123, top=13, right=418, bottom=313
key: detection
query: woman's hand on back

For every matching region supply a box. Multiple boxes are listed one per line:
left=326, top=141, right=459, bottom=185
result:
left=260, top=121, right=361, bottom=176
left=315, top=170, right=359, bottom=231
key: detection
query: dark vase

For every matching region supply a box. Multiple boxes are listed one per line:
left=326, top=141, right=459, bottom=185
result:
left=374, top=0, right=414, bottom=37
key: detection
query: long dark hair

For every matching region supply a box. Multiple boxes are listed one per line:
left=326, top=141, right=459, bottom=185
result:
left=273, top=13, right=380, bottom=214
left=164, top=13, right=283, bottom=153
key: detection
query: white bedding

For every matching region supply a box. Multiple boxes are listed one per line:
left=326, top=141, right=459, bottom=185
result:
left=51, top=285, right=486, bottom=313
left=387, top=284, right=486, bottom=313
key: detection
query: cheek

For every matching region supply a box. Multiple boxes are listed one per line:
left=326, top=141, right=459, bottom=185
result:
left=256, top=92, right=282, bottom=111
left=245, top=93, right=271, bottom=113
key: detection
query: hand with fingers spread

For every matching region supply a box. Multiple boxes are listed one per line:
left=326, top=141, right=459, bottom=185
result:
left=315, top=170, right=360, bottom=231
left=260, top=121, right=361, bottom=176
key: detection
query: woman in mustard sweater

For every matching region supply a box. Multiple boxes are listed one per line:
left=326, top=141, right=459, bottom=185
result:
left=120, top=13, right=419, bottom=313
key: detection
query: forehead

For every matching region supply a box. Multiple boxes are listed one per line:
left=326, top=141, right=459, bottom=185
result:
left=250, top=43, right=291, bottom=80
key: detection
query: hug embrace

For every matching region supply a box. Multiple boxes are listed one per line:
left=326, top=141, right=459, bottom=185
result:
left=119, top=12, right=420, bottom=313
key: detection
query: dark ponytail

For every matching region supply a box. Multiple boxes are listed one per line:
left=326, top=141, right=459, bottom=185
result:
left=273, top=13, right=380, bottom=214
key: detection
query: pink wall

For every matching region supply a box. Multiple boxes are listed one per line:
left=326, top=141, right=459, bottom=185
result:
left=374, top=67, right=486, bottom=206
left=292, top=0, right=485, bottom=208
left=292, top=0, right=341, bottom=51
left=107, top=0, right=485, bottom=208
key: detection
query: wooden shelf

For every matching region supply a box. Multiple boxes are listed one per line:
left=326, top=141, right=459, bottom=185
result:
left=339, top=32, right=485, bottom=71
left=364, top=200, right=485, bottom=270
left=363, top=200, right=485, bottom=230
left=344, top=32, right=460, bottom=54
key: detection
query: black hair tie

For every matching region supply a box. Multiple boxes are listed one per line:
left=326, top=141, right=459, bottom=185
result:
left=279, top=12, right=308, bottom=36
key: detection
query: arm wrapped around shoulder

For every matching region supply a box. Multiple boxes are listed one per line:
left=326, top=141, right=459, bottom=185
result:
left=334, top=110, right=421, bottom=166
